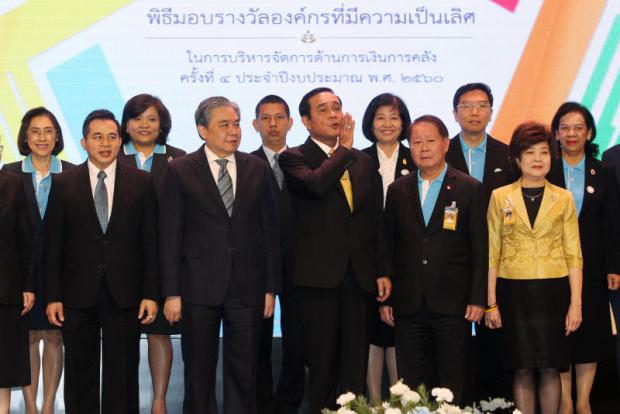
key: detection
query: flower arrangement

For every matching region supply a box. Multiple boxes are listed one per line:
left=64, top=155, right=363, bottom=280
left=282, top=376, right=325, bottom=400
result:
left=322, top=380, right=521, bottom=414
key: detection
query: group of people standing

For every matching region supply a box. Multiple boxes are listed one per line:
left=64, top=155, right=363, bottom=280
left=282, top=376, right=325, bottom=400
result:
left=0, top=83, right=619, bottom=414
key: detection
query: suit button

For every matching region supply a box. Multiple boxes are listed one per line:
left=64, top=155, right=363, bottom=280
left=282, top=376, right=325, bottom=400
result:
left=422, top=259, right=428, bottom=265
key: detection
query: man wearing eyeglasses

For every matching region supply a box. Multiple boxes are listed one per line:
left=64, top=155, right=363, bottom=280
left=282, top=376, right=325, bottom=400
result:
left=447, top=83, right=513, bottom=402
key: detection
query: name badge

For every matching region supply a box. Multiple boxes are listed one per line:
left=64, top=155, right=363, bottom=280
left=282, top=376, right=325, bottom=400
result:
left=503, top=199, right=515, bottom=225
left=443, top=201, right=458, bottom=230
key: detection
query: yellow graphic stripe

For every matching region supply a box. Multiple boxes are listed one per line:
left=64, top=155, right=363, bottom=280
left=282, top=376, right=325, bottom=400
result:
left=0, top=0, right=132, bottom=162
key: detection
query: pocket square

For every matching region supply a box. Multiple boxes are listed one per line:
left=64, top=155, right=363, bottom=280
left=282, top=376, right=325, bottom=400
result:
left=494, top=168, right=503, bottom=172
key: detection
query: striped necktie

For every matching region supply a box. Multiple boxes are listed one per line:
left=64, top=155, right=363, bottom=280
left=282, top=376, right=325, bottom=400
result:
left=216, top=159, right=234, bottom=217
left=272, top=153, right=284, bottom=191
left=94, top=170, right=108, bottom=232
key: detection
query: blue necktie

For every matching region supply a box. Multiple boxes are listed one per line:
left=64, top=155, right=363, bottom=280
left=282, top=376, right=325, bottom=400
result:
left=272, top=153, right=284, bottom=191
left=216, top=159, right=234, bottom=217
left=94, top=170, right=108, bottom=232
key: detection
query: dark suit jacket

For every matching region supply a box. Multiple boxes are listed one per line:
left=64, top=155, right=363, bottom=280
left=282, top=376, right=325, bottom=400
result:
left=362, top=142, right=415, bottom=183
left=159, top=146, right=280, bottom=307
left=278, top=138, right=386, bottom=293
left=384, top=166, right=487, bottom=316
left=116, top=144, right=186, bottom=202
left=548, top=156, right=620, bottom=281
left=3, top=161, right=75, bottom=282
left=251, top=147, right=295, bottom=282
left=446, top=134, right=513, bottom=207
left=44, top=161, right=159, bottom=308
left=0, top=170, right=35, bottom=304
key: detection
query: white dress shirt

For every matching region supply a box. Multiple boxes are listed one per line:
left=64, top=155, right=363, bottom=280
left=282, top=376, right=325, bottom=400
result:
left=261, top=145, right=287, bottom=170
left=87, top=159, right=116, bottom=220
left=376, top=145, right=398, bottom=202
left=204, top=145, right=237, bottom=195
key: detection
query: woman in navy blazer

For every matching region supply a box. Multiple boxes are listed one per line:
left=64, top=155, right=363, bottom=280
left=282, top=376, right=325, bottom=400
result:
left=118, top=94, right=185, bottom=414
left=360, top=93, right=413, bottom=405
left=547, top=102, right=620, bottom=414
left=2, top=107, right=73, bottom=414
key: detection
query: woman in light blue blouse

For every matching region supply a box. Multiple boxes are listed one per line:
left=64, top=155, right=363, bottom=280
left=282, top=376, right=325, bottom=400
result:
left=3, top=107, right=74, bottom=414
left=548, top=102, right=620, bottom=414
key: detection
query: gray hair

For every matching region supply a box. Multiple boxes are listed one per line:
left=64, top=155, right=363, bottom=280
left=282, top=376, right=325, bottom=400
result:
left=194, top=96, right=241, bottom=128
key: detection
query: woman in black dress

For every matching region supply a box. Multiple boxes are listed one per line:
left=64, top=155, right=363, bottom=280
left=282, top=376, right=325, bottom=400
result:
left=3, top=107, right=73, bottom=414
left=118, top=94, right=186, bottom=414
left=0, top=169, right=35, bottom=414
left=547, top=102, right=619, bottom=414
left=361, top=93, right=413, bottom=405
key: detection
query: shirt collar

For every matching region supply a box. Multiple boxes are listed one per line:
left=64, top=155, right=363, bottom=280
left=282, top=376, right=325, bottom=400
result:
left=563, top=155, right=585, bottom=172
left=459, top=134, right=487, bottom=153
left=417, top=163, right=448, bottom=183
left=87, top=158, right=117, bottom=180
left=123, top=141, right=166, bottom=156
left=262, top=144, right=287, bottom=161
left=22, top=155, right=63, bottom=174
left=311, top=137, right=338, bottom=156
left=204, top=144, right=235, bottom=164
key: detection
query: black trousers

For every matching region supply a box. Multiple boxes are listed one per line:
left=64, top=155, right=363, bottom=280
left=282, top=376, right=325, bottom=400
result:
left=297, top=267, right=372, bottom=414
left=62, top=288, right=140, bottom=414
left=257, top=314, right=276, bottom=414
left=275, top=287, right=306, bottom=414
left=395, top=302, right=471, bottom=407
left=182, top=291, right=263, bottom=414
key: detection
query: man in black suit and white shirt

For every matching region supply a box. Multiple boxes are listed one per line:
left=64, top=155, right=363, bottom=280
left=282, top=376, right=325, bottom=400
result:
left=251, top=95, right=306, bottom=414
left=279, top=87, right=391, bottom=413
left=381, top=115, right=487, bottom=406
left=45, top=109, right=159, bottom=413
left=160, top=96, right=280, bottom=413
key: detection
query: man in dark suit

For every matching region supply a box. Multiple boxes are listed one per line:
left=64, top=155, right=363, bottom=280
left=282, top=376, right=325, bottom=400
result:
left=251, top=95, right=306, bottom=414
left=380, top=115, right=487, bottom=406
left=446, top=83, right=513, bottom=401
left=279, top=87, right=391, bottom=413
left=44, top=109, right=159, bottom=413
left=160, top=96, right=280, bottom=413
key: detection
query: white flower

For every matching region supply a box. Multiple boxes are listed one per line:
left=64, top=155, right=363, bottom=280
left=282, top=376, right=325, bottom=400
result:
left=436, top=403, right=463, bottom=414
left=384, top=408, right=403, bottom=414
left=431, top=388, right=454, bottom=403
left=390, top=380, right=411, bottom=396
left=336, top=392, right=356, bottom=406
left=513, top=410, right=522, bottom=414
left=402, top=390, right=421, bottom=405
left=336, top=408, right=355, bottom=414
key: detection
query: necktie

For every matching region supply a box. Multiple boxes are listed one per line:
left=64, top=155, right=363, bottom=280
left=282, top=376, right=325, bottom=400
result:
left=328, top=149, right=354, bottom=212
left=216, top=159, right=234, bottom=217
left=272, top=153, right=284, bottom=191
left=94, top=171, right=108, bottom=232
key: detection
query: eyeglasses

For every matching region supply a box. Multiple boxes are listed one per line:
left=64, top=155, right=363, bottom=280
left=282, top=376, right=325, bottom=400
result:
left=456, top=102, right=491, bottom=111
left=27, top=128, right=56, bottom=138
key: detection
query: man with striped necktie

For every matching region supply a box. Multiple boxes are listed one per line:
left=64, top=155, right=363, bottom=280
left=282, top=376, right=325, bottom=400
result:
left=160, top=96, right=280, bottom=414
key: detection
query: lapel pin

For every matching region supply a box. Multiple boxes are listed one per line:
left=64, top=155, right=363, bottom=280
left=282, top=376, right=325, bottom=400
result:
left=402, top=158, right=407, bottom=165
left=446, top=185, right=452, bottom=190
left=586, top=185, right=595, bottom=194
left=401, top=168, right=410, bottom=176
left=590, top=168, right=596, bottom=175
left=494, top=167, right=502, bottom=172
left=551, top=193, right=558, bottom=202
left=167, top=156, right=173, bottom=163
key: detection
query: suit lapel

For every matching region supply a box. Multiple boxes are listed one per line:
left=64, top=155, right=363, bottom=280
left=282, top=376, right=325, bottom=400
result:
left=582, top=156, right=597, bottom=215
left=532, top=180, right=559, bottom=229
left=395, top=143, right=412, bottom=180
left=106, top=162, right=127, bottom=232
left=20, top=172, right=42, bottom=224
left=232, top=152, right=249, bottom=217
left=407, top=172, right=426, bottom=230
left=482, top=138, right=499, bottom=184
left=304, top=138, right=351, bottom=211
left=447, top=137, right=469, bottom=174
left=427, top=168, right=457, bottom=233
left=77, top=163, right=104, bottom=234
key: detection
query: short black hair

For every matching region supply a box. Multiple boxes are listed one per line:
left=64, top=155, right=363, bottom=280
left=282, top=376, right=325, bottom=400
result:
left=550, top=101, right=598, bottom=158
left=120, top=94, right=172, bottom=145
left=453, top=82, right=494, bottom=109
left=17, top=107, right=65, bottom=156
left=509, top=121, right=558, bottom=175
left=409, top=115, right=450, bottom=140
left=255, top=95, right=290, bottom=119
left=82, top=109, right=120, bottom=138
left=298, top=87, right=341, bottom=119
left=361, top=93, right=412, bottom=143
